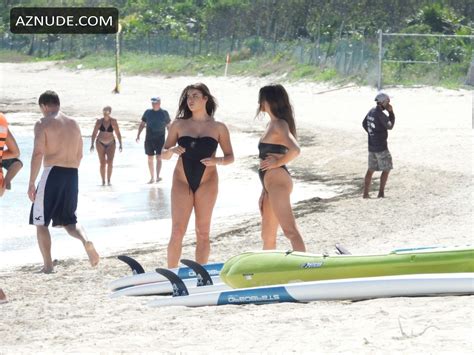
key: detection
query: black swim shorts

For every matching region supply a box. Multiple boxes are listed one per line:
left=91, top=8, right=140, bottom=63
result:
left=145, top=134, right=165, bottom=156
left=2, top=158, right=23, bottom=170
left=29, top=166, right=78, bottom=227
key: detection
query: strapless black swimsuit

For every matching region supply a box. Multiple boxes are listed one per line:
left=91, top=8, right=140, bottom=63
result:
left=258, top=142, right=290, bottom=190
left=178, top=136, right=218, bottom=193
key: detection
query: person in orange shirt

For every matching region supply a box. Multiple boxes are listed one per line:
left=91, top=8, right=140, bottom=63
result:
left=0, top=113, right=21, bottom=197
left=0, top=112, right=22, bottom=304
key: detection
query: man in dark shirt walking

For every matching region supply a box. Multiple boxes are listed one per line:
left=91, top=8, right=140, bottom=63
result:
left=136, top=97, right=171, bottom=183
left=362, top=93, right=396, bottom=198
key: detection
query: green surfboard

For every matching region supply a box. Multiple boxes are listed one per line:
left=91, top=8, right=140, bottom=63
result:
left=220, top=247, right=474, bottom=288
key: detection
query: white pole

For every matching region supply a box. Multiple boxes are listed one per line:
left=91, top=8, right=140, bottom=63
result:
left=224, top=53, right=230, bottom=77
left=113, top=23, right=122, bottom=94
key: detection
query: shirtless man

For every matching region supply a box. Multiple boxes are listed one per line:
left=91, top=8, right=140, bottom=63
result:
left=28, top=90, right=99, bottom=273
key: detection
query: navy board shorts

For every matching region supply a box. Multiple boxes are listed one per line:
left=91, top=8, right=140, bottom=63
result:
left=145, top=133, right=165, bottom=156
left=368, top=149, right=393, bottom=171
left=29, top=166, right=78, bottom=227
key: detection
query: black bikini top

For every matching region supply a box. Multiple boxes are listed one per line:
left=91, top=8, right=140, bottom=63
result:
left=99, top=120, right=114, bottom=133
left=258, top=142, right=289, bottom=160
left=178, top=136, right=218, bottom=161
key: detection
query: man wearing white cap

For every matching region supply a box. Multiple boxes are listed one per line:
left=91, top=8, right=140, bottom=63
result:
left=136, top=97, right=171, bottom=183
left=362, top=92, right=396, bottom=198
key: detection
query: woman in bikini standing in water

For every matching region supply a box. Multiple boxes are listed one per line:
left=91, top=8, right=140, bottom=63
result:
left=162, top=83, right=234, bottom=268
left=257, top=84, right=306, bottom=252
left=90, top=106, right=123, bottom=186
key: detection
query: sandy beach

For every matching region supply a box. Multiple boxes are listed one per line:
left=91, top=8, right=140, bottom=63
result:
left=0, top=62, right=472, bottom=353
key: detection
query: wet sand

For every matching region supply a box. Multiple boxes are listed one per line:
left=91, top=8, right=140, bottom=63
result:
left=0, top=62, right=473, bottom=353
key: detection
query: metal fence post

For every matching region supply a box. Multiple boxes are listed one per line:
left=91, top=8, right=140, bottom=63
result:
left=438, top=36, right=441, bottom=81
left=377, top=29, right=383, bottom=89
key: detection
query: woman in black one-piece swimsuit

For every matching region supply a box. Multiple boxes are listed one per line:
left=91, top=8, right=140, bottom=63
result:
left=257, top=84, right=306, bottom=252
left=162, top=83, right=234, bottom=268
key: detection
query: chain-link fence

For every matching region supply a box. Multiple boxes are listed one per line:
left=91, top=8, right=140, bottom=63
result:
left=377, top=31, right=474, bottom=88
left=1, top=31, right=472, bottom=86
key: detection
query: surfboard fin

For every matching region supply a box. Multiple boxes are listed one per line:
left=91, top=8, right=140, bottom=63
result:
left=155, top=268, right=189, bottom=297
left=117, top=255, right=145, bottom=275
left=180, top=259, right=213, bottom=287
left=335, top=244, right=352, bottom=255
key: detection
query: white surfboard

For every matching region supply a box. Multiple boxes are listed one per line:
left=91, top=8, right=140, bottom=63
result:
left=110, top=276, right=228, bottom=298
left=147, top=273, right=474, bottom=307
left=109, top=262, right=223, bottom=291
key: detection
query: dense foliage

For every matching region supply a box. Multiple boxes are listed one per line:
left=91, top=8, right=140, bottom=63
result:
left=1, top=0, right=473, bottom=86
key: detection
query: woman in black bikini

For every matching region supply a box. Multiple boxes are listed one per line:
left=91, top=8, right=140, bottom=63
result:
left=162, top=83, right=234, bottom=268
left=90, top=106, right=123, bottom=186
left=257, top=84, right=306, bottom=252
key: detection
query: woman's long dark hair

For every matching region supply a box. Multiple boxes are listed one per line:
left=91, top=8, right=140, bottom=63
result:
left=176, top=83, right=217, bottom=119
left=256, top=84, right=297, bottom=138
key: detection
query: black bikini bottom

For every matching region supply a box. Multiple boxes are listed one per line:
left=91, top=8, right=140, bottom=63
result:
left=258, top=165, right=290, bottom=191
left=98, top=140, right=115, bottom=149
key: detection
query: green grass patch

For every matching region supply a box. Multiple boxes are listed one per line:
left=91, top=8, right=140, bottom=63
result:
left=382, top=62, right=471, bottom=88
left=61, top=52, right=227, bottom=76
left=1, top=49, right=471, bottom=89
left=0, top=49, right=36, bottom=63
left=290, top=64, right=340, bottom=82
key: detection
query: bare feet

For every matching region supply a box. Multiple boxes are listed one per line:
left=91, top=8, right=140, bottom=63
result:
left=107, top=181, right=112, bottom=186
left=156, top=177, right=162, bottom=183
left=377, top=192, right=385, bottom=198
left=363, top=194, right=370, bottom=199
left=101, top=181, right=106, bottom=186
left=0, top=288, right=7, bottom=304
left=147, top=179, right=155, bottom=184
left=85, top=241, right=100, bottom=267
left=35, top=266, right=56, bottom=274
